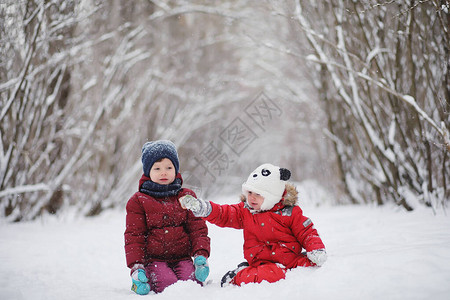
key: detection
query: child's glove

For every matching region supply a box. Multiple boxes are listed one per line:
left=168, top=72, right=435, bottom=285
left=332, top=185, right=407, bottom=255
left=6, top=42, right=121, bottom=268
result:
left=179, top=195, right=212, bottom=217
left=131, top=268, right=151, bottom=295
left=307, top=249, right=327, bottom=266
left=193, top=255, right=210, bottom=282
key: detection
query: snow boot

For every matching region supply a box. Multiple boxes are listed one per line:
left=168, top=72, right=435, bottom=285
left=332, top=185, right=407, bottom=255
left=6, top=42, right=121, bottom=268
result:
left=220, top=262, right=249, bottom=287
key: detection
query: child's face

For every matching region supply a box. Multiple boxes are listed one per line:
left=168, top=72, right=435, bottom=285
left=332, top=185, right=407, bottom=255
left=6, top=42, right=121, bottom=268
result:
left=149, top=158, right=176, bottom=185
left=247, top=191, right=265, bottom=211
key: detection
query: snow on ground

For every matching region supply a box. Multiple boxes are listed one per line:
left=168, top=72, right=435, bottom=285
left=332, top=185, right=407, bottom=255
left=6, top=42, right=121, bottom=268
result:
left=1, top=191, right=450, bottom=300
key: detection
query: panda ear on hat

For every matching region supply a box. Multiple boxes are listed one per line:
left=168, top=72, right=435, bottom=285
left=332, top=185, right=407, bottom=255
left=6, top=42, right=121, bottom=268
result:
left=280, top=168, right=291, bottom=181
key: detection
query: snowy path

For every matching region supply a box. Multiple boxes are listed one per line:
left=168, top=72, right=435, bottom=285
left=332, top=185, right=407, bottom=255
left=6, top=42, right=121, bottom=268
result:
left=1, top=202, right=450, bottom=300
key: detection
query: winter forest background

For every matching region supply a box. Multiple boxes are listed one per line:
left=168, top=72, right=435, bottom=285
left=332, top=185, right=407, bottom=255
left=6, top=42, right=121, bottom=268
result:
left=1, top=0, right=449, bottom=222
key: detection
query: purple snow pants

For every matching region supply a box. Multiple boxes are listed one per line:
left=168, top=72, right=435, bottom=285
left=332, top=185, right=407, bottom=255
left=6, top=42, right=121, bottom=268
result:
left=145, top=259, right=196, bottom=293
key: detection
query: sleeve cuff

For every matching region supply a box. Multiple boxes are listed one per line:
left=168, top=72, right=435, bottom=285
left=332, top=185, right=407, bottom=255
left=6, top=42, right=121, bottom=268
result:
left=194, top=250, right=209, bottom=258
left=130, top=263, right=145, bottom=275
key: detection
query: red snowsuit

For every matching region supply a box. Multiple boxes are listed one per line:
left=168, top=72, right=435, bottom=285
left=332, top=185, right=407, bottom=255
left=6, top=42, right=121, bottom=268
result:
left=205, top=184, right=325, bottom=285
left=124, top=174, right=210, bottom=268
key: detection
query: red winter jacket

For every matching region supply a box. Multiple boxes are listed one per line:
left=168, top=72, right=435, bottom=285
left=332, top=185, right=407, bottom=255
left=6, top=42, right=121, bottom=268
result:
left=205, top=184, right=325, bottom=269
left=124, top=173, right=210, bottom=268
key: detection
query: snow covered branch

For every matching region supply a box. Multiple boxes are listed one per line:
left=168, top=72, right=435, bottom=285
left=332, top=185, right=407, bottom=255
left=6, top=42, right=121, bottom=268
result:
left=293, top=0, right=449, bottom=210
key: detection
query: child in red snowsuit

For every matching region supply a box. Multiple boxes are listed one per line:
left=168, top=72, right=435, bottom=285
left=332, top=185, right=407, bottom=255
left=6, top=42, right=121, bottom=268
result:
left=124, top=140, right=210, bottom=295
left=180, top=163, right=326, bottom=286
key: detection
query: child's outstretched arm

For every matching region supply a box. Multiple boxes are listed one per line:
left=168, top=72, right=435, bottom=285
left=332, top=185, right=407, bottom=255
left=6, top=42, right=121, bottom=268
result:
left=179, top=195, right=212, bottom=217
left=181, top=195, right=245, bottom=229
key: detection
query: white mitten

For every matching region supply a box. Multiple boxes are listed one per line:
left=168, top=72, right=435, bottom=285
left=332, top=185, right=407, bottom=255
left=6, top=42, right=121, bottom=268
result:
left=179, top=195, right=212, bottom=217
left=307, top=249, right=327, bottom=266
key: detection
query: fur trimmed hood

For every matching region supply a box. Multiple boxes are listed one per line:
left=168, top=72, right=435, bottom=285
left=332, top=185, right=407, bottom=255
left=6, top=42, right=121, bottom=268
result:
left=240, top=183, right=298, bottom=210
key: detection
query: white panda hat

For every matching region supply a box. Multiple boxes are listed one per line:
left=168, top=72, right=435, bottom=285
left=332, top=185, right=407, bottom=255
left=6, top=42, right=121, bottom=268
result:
left=242, top=163, right=291, bottom=211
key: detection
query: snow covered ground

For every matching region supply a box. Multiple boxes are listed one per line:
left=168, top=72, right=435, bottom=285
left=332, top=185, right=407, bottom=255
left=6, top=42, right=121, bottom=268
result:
left=1, top=191, right=450, bottom=300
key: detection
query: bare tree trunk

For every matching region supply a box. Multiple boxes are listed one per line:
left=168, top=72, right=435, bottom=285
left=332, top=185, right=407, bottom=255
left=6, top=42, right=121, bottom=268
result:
left=291, top=0, right=449, bottom=210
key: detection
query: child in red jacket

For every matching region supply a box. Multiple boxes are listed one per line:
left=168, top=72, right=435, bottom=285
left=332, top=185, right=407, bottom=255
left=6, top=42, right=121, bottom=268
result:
left=124, top=140, right=210, bottom=295
left=180, top=163, right=326, bottom=286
